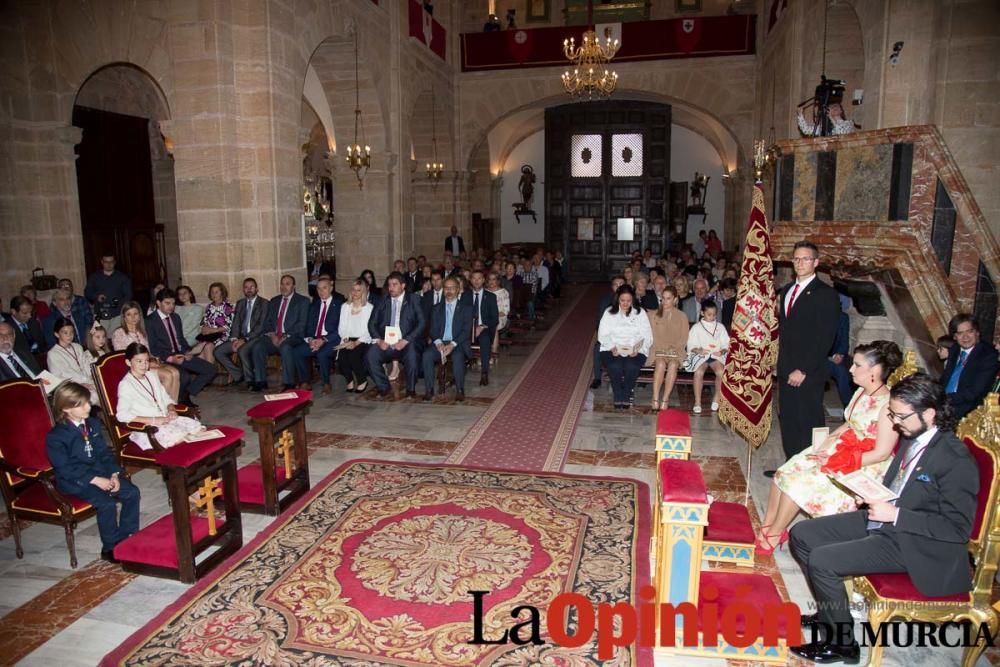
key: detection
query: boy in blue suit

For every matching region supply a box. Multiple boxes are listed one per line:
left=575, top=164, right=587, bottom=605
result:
left=46, top=382, right=140, bottom=563
left=293, top=277, right=344, bottom=393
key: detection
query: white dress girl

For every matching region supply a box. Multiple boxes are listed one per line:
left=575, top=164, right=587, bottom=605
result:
left=116, top=371, right=202, bottom=449
left=683, top=318, right=730, bottom=371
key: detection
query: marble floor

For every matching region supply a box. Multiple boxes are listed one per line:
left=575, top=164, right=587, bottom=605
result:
left=0, top=297, right=995, bottom=666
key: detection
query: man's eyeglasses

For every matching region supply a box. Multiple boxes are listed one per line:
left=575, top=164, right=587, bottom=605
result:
left=791, top=256, right=818, bottom=263
left=887, top=409, right=916, bottom=423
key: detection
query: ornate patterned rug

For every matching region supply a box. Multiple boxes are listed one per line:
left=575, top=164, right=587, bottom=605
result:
left=447, top=284, right=605, bottom=471
left=101, top=460, right=651, bottom=666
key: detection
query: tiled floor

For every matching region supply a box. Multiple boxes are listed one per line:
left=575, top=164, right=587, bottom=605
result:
left=0, top=293, right=994, bottom=666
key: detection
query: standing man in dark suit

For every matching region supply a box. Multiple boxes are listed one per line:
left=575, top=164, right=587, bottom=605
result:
left=789, top=374, right=979, bottom=663
left=6, top=296, right=45, bottom=360
left=444, top=225, right=465, bottom=258
left=461, top=269, right=499, bottom=386
left=306, top=254, right=335, bottom=298
left=828, top=294, right=854, bottom=407
left=145, top=288, right=216, bottom=406
left=941, top=313, right=999, bottom=419
left=214, top=277, right=267, bottom=389
left=365, top=272, right=425, bottom=398
left=422, top=277, right=473, bottom=401
left=293, top=277, right=344, bottom=394
left=769, top=241, right=841, bottom=475
left=404, top=257, right=424, bottom=293
left=0, top=321, right=43, bottom=381
left=252, top=274, right=310, bottom=391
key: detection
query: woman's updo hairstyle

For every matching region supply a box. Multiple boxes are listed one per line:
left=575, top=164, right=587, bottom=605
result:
left=853, top=339, right=903, bottom=383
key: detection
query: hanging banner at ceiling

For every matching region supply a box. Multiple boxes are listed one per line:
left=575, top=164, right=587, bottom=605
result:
left=409, top=0, right=446, bottom=60
left=461, top=14, right=754, bottom=72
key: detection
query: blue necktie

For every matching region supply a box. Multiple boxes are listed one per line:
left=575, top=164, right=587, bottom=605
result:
left=945, top=350, right=968, bottom=394
left=444, top=302, right=454, bottom=342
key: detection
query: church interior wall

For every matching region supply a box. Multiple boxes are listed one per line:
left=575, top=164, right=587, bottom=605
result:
left=498, top=129, right=545, bottom=244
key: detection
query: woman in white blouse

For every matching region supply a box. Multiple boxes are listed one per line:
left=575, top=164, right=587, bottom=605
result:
left=684, top=300, right=730, bottom=414
left=47, top=317, right=98, bottom=402
left=486, top=271, right=509, bottom=357
left=337, top=279, right=374, bottom=393
left=116, top=343, right=202, bottom=449
left=597, top=285, right=653, bottom=410
left=111, top=302, right=181, bottom=402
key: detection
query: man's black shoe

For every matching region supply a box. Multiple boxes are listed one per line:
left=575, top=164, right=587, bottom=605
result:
left=763, top=469, right=776, bottom=478
left=185, top=400, right=199, bottom=410
left=480, top=374, right=488, bottom=386
left=101, top=549, right=119, bottom=564
left=789, top=640, right=860, bottom=664
left=456, top=390, right=465, bottom=402
left=405, top=390, right=417, bottom=399
left=801, top=612, right=820, bottom=626
left=422, top=392, right=433, bottom=402
left=590, top=379, right=601, bottom=390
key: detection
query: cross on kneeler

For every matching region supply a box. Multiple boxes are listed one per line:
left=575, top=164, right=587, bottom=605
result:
left=276, top=430, right=295, bottom=478
left=195, top=476, right=223, bottom=536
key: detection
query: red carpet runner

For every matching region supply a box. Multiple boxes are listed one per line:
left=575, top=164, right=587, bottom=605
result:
left=447, top=284, right=605, bottom=472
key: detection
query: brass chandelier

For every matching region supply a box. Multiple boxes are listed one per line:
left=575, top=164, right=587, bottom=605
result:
left=345, top=29, right=371, bottom=189
left=426, top=91, right=443, bottom=183
left=561, top=30, right=619, bottom=99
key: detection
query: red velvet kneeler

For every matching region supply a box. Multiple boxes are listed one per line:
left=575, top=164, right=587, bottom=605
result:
left=114, top=426, right=244, bottom=583
left=239, top=390, right=312, bottom=516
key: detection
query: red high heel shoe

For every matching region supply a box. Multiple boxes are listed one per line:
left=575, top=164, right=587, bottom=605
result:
left=755, top=529, right=789, bottom=555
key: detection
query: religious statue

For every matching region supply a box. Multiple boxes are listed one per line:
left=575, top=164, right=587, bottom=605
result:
left=518, top=165, right=536, bottom=209
left=690, top=172, right=710, bottom=209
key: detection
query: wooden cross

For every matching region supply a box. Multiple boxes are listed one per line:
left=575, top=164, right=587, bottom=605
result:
left=276, top=430, right=294, bottom=479
left=194, top=476, right=222, bottom=535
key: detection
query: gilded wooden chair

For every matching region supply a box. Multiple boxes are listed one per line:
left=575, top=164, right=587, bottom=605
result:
left=0, top=379, right=96, bottom=567
left=852, top=392, right=1000, bottom=667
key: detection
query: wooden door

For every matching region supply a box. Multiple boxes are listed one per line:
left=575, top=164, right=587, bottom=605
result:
left=669, top=181, right=688, bottom=251
left=73, top=106, right=163, bottom=294
left=545, top=101, right=671, bottom=281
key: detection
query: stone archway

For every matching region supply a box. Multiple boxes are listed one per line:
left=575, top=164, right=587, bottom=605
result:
left=73, top=63, right=176, bottom=302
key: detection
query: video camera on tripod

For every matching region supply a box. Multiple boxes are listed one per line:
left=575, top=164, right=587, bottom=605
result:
left=95, top=297, right=121, bottom=322
left=797, top=75, right=848, bottom=137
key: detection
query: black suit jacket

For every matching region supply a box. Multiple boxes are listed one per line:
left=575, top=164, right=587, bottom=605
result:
left=639, top=292, right=659, bottom=311
left=307, top=260, right=335, bottom=279
left=0, top=348, right=42, bottom=380
left=405, top=271, right=425, bottom=293
left=460, top=290, right=499, bottom=330
left=229, top=296, right=268, bottom=341
left=941, top=340, right=999, bottom=419
left=262, top=292, right=310, bottom=338
left=872, top=429, right=979, bottom=597
left=776, top=277, right=841, bottom=380
left=4, top=314, right=44, bottom=357
left=367, top=293, right=426, bottom=344
left=145, top=311, right=192, bottom=359
left=304, top=295, right=345, bottom=345
left=421, top=290, right=443, bottom=336
left=721, top=296, right=736, bottom=330
left=429, top=299, right=473, bottom=356
left=444, top=235, right=465, bottom=255
left=46, top=418, right=125, bottom=495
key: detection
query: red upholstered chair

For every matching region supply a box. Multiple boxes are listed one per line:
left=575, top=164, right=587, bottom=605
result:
left=0, top=379, right=96, bottom=568
left=853, top=392, right=1000, bottom=667
left=91, top=351, right=197, bottom=469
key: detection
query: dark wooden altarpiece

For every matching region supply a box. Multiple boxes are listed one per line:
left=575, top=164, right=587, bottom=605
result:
left=545, top=101, right=671, bottom=281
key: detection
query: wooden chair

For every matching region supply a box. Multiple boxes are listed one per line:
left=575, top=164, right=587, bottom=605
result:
left=852, top=392, right=1000, bottom=667
left=91, top=351, right=196, bottom=469
left=0, top=379, right=97, bottom=568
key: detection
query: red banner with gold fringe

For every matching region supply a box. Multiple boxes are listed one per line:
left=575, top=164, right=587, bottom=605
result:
left=718, top=184, right=779, bottom=449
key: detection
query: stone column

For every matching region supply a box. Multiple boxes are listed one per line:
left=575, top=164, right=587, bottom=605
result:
left=331, top=152, right=397, bottom=283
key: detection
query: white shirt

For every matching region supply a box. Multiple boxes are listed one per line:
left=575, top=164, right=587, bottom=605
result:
left=433, top=289, right=443, bottom=305
left=46, top=343, right=95, bottom=386
left=536, top=264, right=550, bottom=290
left=338, top=302, right=374, bottom=343
left=686, top=319, right=731, bottom=361
left=784, top=273, right=817, bottom=314
left=597, top=308, right=653, bottom=357
left=449, top=236, right=461, bottom=256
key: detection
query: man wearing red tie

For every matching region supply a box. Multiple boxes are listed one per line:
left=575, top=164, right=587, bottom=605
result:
left=293, top=277, right=344, bottom=394
left=252, top=274, right=310, bottom=391
left=144, top=288, right=217, bottom=407
left=767, top=241, right=841, bottom=475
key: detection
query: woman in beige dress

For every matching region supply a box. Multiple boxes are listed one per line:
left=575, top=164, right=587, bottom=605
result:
left=646, top=286, right=690, bottom=410
left=111, top=301, right=181, bottom=401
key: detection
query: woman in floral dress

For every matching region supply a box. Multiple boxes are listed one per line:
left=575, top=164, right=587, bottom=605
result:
left=192, top=282, right=234, bottom=363
left=756, top=340, right=903, bottom=554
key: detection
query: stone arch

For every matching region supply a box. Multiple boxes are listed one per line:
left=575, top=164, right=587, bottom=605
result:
left=72, top=62, right=179, bottom=292
left=404, top=86, right=457, bottom=258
